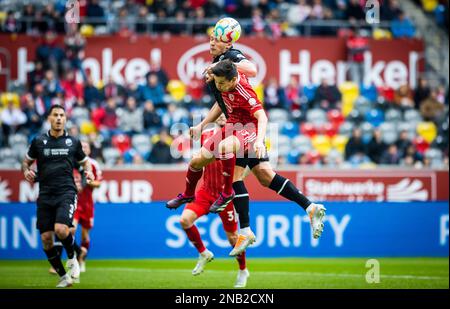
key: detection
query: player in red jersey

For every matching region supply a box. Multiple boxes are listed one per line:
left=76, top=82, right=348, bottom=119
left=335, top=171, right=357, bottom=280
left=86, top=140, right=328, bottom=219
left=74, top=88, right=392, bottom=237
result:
left=166, top=60, right=268, bottom=215
left=176, top=114, right=249, bottom=288
left=71, top=141, right=102, bottom=273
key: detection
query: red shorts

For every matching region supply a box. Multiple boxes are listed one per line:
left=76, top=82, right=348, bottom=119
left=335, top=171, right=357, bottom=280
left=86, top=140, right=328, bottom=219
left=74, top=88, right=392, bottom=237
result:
left=185, top=188, right=238, bottom=233
left=203, top=124, right=257, bottom=159
left=74, top=204, right=94, bottom=229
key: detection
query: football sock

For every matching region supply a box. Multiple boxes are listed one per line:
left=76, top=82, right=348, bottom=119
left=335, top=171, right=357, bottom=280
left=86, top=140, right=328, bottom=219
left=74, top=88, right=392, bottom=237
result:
left=221, top=154, right=235, bottom=195
left=236, top=251, right=246, bottom=270
left=232, top=181, right=250, bottom=229
left=54, top=236, right=63, bottom=257
left=81, top=240, right=90, bottom=251
left=269, top=174, right=311, bottom=211
left=73, top=241, right=82, bottom=258
left=184, top=165, right=203, bottom=197
left=44, top=247, right=66, bottom=277
left=184, top=225, right=206, bottom=253
left=61, top=233, right=75, bottom=259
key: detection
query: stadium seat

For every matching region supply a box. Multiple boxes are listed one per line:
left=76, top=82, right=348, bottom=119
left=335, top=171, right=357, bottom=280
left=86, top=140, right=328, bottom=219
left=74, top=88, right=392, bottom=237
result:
left=321, top=123, right=338, bottom=137
left=385, top=108, right=403, bottom=123
left=102, top=147, right=121, bottom=166
left=331, top=135, right=349, bottom=154
left=306, top=108, right=328, bottom=126
left=80, top=121, right=97, bottom=135
left=167, top=80, right=187, bottom=102
left=291, top=135, right=312, bottom=154
left=291, top=109, right=306, bottom=123
left=416, top=121, right=437, bottom=143
left=287, top=150, right=301, bottom=164
left=0, top=148, right=19, bottom=166
left=404, top=109, right=423, bottom=124
left=0, top=92, right=20, bottom=109
left=132, top=134, right=153, bottom=155
left=397, top=122, right=417, bottom=140
left=425, top=148, right=443, bottom=168
left=275, top=135, right=292, bottom=157
left=379, top=122, right=398, bottom=144
left=303, top=85, right=317, bottom=102
left=365, top=109, right=385, bottom=127
left=281, top=121, right=299, bottom=138
left=372, top=28, right=393, bottom=40
left=346, top=109, right=364, bottom=124
left=112, top=134, right=131, bottom=154
left=339, top=81, right=359, bottom=117
left=300, top=122, right=317, bottom=137
left=338, top=121, right=354, bottom=136
left=311, top=135, right=332, bottom=156
left=326, top=149, right=344, bottom=166
left=359, top=83, right=378, bottom=102
left=413, top=136, right=430, bottom=154
left=354, top=97, right=373, bottom=115
left=360, top=122, right=374, bottom=144
left=327, top=109, right=344, bottom=127
left=268, top=108, right=289, bottom=124
left=377, top=86, right=395, bottom=102
left=8, top=133, right=28, bottom=147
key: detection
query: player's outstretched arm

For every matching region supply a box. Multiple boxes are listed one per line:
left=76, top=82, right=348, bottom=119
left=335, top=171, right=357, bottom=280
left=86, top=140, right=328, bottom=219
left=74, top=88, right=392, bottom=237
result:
left=235, top=60, right=257, bottom=78
left=22, top=157, right=36, bottom=183
left=253, top=109, right=268, bottom=159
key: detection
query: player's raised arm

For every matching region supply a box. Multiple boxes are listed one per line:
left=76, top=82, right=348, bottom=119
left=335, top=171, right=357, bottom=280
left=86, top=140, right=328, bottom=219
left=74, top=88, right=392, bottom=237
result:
left=235, top=60, right=257, bottom=78
left=253, top=109, right=268, bottom=159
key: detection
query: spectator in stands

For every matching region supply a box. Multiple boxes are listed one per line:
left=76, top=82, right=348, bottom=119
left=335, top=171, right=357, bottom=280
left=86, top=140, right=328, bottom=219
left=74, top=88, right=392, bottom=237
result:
left=28, top=61, right=45, bottom=92
left=118, top=97, right=144, bottom=135
left=136, top=6, right=150, bottom=33
left=36, top=31, right=65, bottom=74
left=420, top=89, right=445, bottom=122
left=192, top=7, right=208, bottom=35
left=20, top=4, right=38, bottom=34
left=126, top=80, right=142, bottom=101
left=252, top=8, right=266, bottom=37
left=313, top=78, right=342, bottom=110
left=139, top=73, right=165, bottom=107
left=236, top=0, right=254, bottom=19
left=264, top=77, right=286, bottom=110
left=64, top=30, right=86, bottom=73
left=394, top=84, right=414, bottom=108
left=84, top=75, right=104, bottom=107
left=414, top=77, right=431, bottom=109
left=143, top=101, right=162, bottom=133
left=87, top=0, right=106, bottom=27
left=310, top=0, right=325, bottom=19
left=162, top=103, right=187, bottom=128
left=41, top=69, right=63, bottom=107
left=380, top=144, right=401, bottom=164
left=347, top=32, right=369, bottom=85
left=87, top=132, right=104, bottom=162
left=147, top=59, right=169, bottom=89
left=2, top=11, right=20, bottom=33
left=148, top=129, right=173, bottom=164
left=92, top=97, right=119, bottom=137
left=1, top=100, right=27, bottom=146
left=116, top=8, right=134, bottom=36
left=391, top=11, right=416, bottom=38
left=401, top=144, right=423, bottom=167
left=266, top=9, right=283, bottom=40
left=285, top=77, right=304, bottom=111
left=61, top=70, right=84, bottom=108
left=367, top=128, right=387, bottom=164
left=205, top=0, right=222, bottom=17
left=104, top=75, right=125, bottom=102
left=32, top=84, right=48, bottom=115
left=345, top=127, right=367, bottom=161
left=169, top=10, right=188, bottom=35
left=346, top=0, right=365, bottom=23
left=71, top=99, right=90, bottom=126
left=396, top=130, right=413, bottom=157
left=381, top=0, right=402, bottom=21
left=23, top=94, right=43, bottom=137
left=287, top=0, right=312, bottom=30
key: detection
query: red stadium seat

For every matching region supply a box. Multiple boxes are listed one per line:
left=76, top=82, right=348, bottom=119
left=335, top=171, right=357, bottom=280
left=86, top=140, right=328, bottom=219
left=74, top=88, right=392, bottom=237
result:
left=300, top=122, right=317, bottom=137
left=327, top=109, right=345, bottom=127
left=413, top=136, right=430, bottom=154
left=112, top=134, right=131, bottom=154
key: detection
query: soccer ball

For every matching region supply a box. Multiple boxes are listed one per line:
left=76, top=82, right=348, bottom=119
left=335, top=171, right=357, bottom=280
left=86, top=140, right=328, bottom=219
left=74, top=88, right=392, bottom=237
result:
left=213, top=18, right=241, bottom=44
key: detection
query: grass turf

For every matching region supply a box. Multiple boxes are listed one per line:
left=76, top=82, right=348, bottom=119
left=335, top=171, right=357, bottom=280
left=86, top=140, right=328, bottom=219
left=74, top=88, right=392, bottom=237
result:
left=0, top=258, right=448, bottom=289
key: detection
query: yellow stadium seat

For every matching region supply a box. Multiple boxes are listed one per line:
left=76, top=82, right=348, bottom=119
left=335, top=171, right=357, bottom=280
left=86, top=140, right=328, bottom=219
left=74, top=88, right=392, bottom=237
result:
left=331, top=134, right=349, bottom=154
left=311, top=135, right=332, bottom=156
left=80, top=24, right=95, bottom=37
left=416, top=121, right=437, bottom=144
left=339, top=82, right=359, bottom=117
left=373, top=28, right=393, bottom=40
left=0, top=92, right=20, bottom=109
left=80, top=121, right=97, bottom=135
left=254, top=83, right=264, bottom=103
left=421, top=0, right=438, bottom=12
left=167, top=80, right=186, bottom=102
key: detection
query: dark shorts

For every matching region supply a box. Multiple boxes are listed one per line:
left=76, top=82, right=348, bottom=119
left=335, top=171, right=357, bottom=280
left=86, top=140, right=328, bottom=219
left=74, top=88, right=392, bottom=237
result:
left=236, top=156, right=270, bottom=170
left=36, top=192, right=78, bottom=233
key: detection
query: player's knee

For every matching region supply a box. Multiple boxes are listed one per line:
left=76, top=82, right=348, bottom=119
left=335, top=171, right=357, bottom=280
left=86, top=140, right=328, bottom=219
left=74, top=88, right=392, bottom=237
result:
left=179, top=216, right=193, bottom=229
left=54, top=225, right=69, bottom=239
left=257, top=173, right=272, bottom=187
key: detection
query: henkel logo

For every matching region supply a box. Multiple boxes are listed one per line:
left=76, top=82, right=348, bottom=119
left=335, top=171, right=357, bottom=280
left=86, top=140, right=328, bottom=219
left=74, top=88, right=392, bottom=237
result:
left=298, top=174, right=433, bottom=202
left=177, top=43, right=267, bottom=86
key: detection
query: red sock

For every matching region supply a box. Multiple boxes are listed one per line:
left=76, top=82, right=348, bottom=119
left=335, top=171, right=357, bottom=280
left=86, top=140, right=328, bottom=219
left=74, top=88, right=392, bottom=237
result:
left=184, top=165, right=203, bottom=197
left=236, top=251, right=246, bottom=270
left=221, top=154, right=235, bottom=195
left=184, top=225, right=206, bottom=253
left=81, top=240, right=90, bottom=251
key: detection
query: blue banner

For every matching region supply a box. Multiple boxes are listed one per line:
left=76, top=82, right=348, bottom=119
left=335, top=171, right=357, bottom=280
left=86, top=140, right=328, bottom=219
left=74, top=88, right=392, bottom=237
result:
left=0, top=202, right=448, bottom=259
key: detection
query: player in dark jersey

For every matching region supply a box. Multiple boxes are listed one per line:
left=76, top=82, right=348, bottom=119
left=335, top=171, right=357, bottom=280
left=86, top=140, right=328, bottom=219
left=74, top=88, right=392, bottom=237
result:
left=176, top=114, right=249, bottom=288
left=22, top=105, right=94, bottom=288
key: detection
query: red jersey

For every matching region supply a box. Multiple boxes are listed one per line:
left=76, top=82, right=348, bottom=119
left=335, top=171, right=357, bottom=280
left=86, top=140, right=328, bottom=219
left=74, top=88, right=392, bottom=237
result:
left=221, top=73, right=264, bottom=128
left=199, top=128, right=224, bottom=197
left=77, top=157, right=102, bottom=210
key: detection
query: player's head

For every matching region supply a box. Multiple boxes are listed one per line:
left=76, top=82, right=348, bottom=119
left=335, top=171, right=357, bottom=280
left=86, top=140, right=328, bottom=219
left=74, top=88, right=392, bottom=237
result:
left=209, top=33, right=232, bottom=57
left=47, top=104, right=66, bottom=132
left=211, top=59, right=238, bottom=92
left=81, top=141, right=91, bottom=156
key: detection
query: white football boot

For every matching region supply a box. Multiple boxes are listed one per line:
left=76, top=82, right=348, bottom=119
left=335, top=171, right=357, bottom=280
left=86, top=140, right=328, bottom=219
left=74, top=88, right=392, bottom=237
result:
left=66, top=255, right=81, bottom=283
left=234, top=269, right=250, bottom=288
left=56, top=273, right=73, bottom=288
left=192, top=249, right=214, bottom=276
left=307, top=203, right=326, bottom=239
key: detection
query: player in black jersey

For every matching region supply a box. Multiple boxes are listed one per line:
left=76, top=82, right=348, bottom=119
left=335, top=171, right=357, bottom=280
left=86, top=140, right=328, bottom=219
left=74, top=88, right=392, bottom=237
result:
left=22, top=104, right=94, bottom=288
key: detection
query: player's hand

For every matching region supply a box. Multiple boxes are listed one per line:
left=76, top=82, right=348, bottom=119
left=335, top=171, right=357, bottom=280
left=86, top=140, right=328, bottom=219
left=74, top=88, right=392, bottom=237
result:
left=203, top=63, right=216, bottom=83
left=84, top=170, right=95, bottom=184
left=190, top=124, right=202, bottom=140
left=24, top=169, right=36, bottom=183
left=253, top=141, right=266, bottom=159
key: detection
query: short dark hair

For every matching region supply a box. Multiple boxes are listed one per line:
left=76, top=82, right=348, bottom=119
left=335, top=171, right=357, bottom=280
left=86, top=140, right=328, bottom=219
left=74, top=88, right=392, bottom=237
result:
left=212, top=59, right=238, bottom=81
left=47, top=104, right=65, bottom=115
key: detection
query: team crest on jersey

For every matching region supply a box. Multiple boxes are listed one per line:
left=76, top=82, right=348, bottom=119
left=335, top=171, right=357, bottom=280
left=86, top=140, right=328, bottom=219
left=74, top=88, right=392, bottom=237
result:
left=65, top=139, right=73, bottom=146
left=248, top=98, right=257, bottom=106
left=228, top=94, right=235, bottom=101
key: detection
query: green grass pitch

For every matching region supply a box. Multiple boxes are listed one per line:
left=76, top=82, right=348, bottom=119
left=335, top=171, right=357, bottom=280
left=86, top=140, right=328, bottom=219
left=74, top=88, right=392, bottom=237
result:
left=0, top=258, right=448, bottom=289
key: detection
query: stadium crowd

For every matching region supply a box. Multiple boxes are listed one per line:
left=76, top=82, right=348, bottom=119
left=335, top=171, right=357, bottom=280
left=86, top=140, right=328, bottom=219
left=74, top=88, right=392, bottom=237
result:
left=0, top=0, right=448, bottom=168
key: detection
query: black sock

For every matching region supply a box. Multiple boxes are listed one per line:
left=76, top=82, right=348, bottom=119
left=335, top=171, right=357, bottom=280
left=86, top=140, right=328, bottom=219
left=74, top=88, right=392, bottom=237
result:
left=54, top=236, right=64, bottom=257
left=73, top=241, right=82, bottom=258
left=44, top=247, right=66, bottom=277
left=232, top=181, right=250, bottom=229
left=60, top=233, right=75, bottom=259
left=269, top=174, right=312, bottom=211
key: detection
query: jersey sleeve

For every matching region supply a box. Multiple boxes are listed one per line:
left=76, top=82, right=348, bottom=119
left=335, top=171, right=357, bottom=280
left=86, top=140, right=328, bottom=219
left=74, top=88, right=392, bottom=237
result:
left=237, top=81, right=263, bottom=114
left=26, top=137, right=38, bottom=161
left=226, top=49, right=248, bottom=63
left=74, top=139, right=88, bottom=163
left=92, top=159, right=103, bottom=181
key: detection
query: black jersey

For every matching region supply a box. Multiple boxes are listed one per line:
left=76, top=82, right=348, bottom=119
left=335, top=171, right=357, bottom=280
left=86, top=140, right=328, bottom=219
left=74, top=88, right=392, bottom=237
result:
left=208, top=48, right=248, bottom=117
left=26, top=130, right=87, bottom=195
